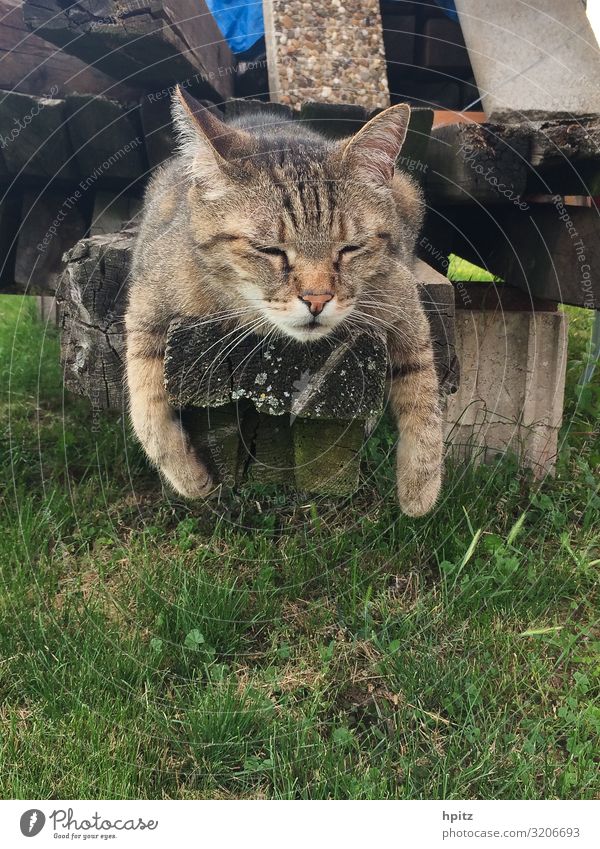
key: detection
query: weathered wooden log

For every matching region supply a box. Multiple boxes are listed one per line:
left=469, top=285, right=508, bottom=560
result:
left=164, top=320, right=387, bottom=419
left=57, top=228, right=458, bottom=493
left=526, top=116, right=600, bottom=196
left=23, top=0, right=235, bottom=100
left=58, top=230, right=131, bottom=408
left=0, top=0, right=143, bottom=101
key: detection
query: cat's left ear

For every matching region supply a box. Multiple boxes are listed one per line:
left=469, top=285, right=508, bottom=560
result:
left=171, top=85, right=253, bottom=183
left=340, top=103, right=411, bottom=186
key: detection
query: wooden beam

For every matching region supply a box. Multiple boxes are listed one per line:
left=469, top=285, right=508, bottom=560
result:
left=15, top=187, right=89, bottom=293
left=442, top=203, right=600, bottom=309
left=0, top=90, right=76, bottom=179
left=425, top=121, right=530, bottom=205
left=65, top=95, right=146, bottom=183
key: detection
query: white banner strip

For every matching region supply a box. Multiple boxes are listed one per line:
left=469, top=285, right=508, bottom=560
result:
left=0, top=800, right=597, bottom=849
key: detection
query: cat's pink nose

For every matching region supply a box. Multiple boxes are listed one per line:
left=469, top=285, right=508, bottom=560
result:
left=299, top=291, right=334, bottom=315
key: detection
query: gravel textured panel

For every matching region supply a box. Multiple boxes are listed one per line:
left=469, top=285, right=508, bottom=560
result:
left=265, top=0, right=390, bottom=109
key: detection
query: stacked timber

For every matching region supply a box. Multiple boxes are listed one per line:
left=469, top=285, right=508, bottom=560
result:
left=0, top=0, right=143, bottom=100
left=419, top=116, right=600, bottom=475
left=0, top=0, right=237, bottom=294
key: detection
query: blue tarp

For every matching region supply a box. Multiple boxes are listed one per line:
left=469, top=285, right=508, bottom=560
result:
left=206, top=0, right=459, bottom=55
left=205, top=0, right=264, bottom=54
left=433, top=0, right=459, bottom=23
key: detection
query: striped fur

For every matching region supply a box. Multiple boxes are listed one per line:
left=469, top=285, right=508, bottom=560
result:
left=125, top=87, right=442, bottom=514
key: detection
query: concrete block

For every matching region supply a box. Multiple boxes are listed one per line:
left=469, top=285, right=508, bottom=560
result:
left=455, top=0, right=600, bottom=120
left=444, top=309, right=568, bottom=476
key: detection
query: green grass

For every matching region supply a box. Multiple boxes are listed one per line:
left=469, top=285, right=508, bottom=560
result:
left=447, top=253, right=500, bottom=282
left=0, top=295, right=598, bottom=799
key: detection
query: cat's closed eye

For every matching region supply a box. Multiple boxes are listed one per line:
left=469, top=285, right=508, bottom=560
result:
left=253, top=245, right=287, bottom=258
left=338, top=244, right=363, bottom=257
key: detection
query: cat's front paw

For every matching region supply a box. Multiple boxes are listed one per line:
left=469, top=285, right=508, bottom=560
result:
left=397, top=466, right=441, bottom=517
left=161, top=450, right=215, bottom=499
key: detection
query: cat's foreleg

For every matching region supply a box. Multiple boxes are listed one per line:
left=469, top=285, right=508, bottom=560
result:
left=387, top=313, right=443, bottom=517
left=125, top=315, right=214, bottom=498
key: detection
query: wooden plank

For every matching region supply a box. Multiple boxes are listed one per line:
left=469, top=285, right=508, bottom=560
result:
left=65, top=95, right=146, bottom=182
left=452, top=282, right=558, bottom=313
left=488, top=205, right=600, bottom=309
left=22, top=0, right=235, bottom=100
left=139, top=94, right=175, bottom=168
left=140, top=94, right=219, bottom=168
left=89, top=191, right=142, bottom=236
left=425, top=121, right=530, bottom=205
left=445, top=203, right=600, bottom=309
left=296, top=103, right=433, bottom=180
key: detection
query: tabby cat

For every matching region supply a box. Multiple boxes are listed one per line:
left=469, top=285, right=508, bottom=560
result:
left=125, top=87, right=442, bottom=516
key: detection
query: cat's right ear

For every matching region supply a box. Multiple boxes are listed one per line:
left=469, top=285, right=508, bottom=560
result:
left=171, top=86, right=252, bottom=189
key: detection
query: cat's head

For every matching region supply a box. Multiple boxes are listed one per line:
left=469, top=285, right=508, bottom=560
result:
left=172, top=87, right=413, bottom=342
